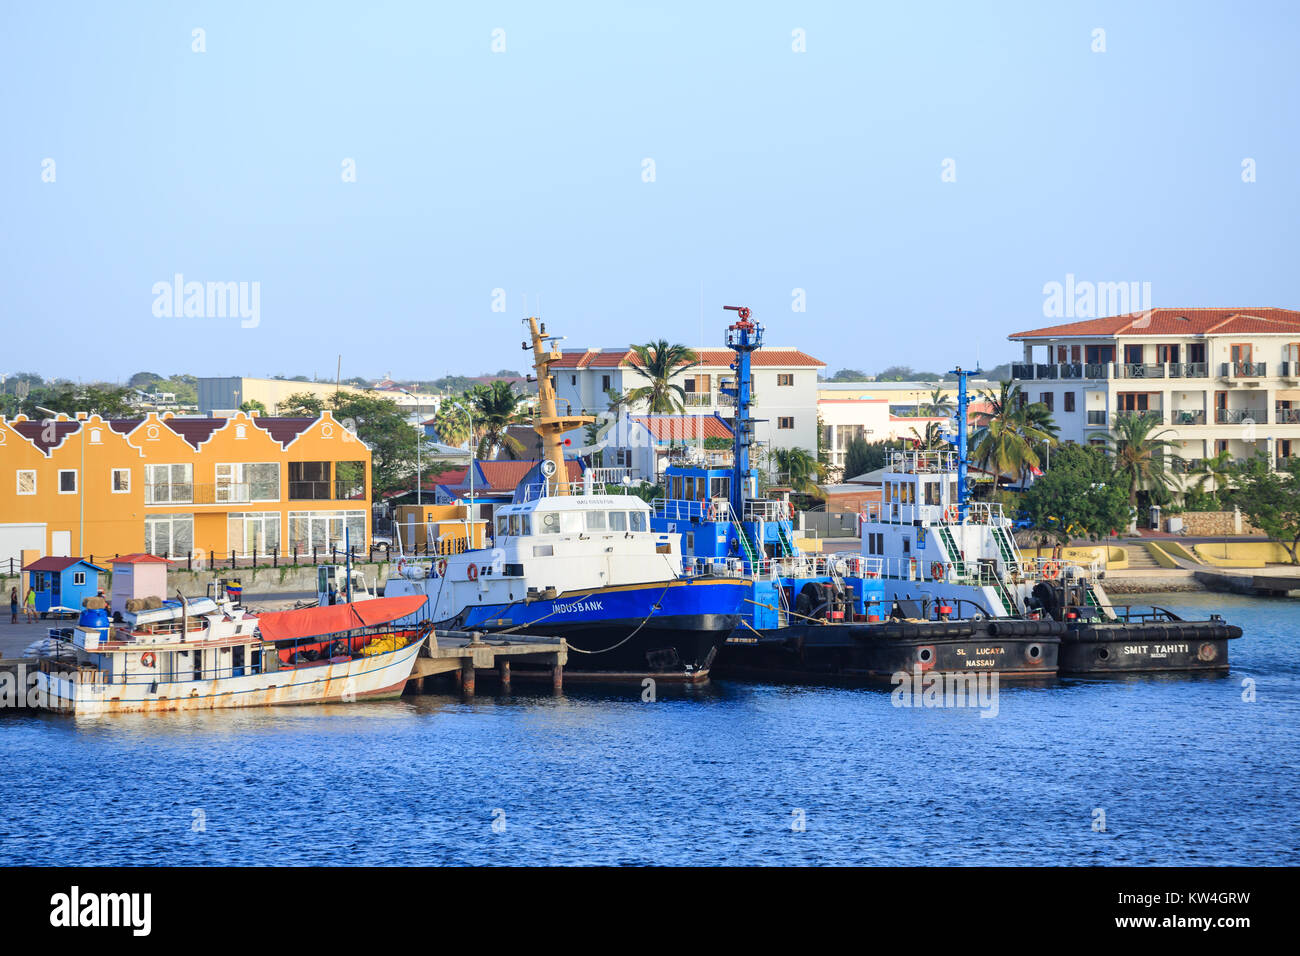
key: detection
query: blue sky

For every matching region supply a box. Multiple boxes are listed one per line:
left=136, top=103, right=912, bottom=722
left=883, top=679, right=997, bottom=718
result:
left=3, top=1, right=1298, bottom=382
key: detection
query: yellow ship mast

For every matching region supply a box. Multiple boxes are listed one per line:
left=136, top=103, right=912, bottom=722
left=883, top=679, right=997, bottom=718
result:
left=524, top=317, right=593, bottom=495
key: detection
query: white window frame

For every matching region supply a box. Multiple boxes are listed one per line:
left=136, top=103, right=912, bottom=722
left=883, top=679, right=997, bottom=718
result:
left=16, top=470, right=36, bottom=496
left=57, top=469, right=78, bottom=494
left=73, top=572, right=86, bottom=586
left=111, top=468, right=131, bottom=494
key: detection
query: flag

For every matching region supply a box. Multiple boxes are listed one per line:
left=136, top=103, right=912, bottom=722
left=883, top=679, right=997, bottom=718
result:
left=1029, top=465, right=1043, bottom=477
left=225, top=583, right=243, bottom=599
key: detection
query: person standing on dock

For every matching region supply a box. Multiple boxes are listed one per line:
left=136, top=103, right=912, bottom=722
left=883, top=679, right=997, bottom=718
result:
left=23, top=587, right=37, bottom=623
left=9, top=588, right=17, bottom=624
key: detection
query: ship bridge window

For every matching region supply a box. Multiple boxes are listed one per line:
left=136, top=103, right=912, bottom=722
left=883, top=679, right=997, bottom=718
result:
left=924, top=482, right=940, bottom=505
left=587, top=511, right=607, bottom=531
left=629, top=512, right=646, bottom=532
left=561, top=512, right=583, bottom=533
left=540, top=512, right=561, bottom=534
left=609, top=511, right=627, bottom=532
left=710, top=477, right=729, bottom=499
left=497, top=515, right=509, bottom=537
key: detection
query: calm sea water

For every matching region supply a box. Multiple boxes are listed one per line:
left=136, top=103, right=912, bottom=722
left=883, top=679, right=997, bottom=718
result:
left=2, top=592, right=1297, bottom=866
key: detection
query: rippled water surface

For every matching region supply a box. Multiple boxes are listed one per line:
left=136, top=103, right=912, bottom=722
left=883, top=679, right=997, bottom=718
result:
left=2, top=592, right=1297, bottom=865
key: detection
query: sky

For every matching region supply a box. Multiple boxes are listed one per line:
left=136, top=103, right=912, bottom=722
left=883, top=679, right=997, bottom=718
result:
left=3, top=1, right=1299, bottom=384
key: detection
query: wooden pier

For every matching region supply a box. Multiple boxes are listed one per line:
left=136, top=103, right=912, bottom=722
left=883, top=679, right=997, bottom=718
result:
left=409, top=629, right=568, bottom=696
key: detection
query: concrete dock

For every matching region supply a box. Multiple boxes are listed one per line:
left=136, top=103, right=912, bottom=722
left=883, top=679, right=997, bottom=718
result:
left=413, top=629, right=568, bottom=695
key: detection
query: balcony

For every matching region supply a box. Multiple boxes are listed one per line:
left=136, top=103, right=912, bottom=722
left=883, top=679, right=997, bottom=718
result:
left=683, top=392, right=714, bottom=407
left=1011, top=363, right=1036, bottom=380
left=1168, top=362, right=1209, bottom=378
left=1220, top=361, right=1268, bottom=378
left=1172, top=458, right=1204, bottom=475
left=1215, top=408, right=1266, bottom=425
left=1169, top=410, right=1206, bottom=426
left=1276, top=406, right=1300, bottom=424
left=1281, top=362, right=1299, bottom=380
left=1116, top=362, right=1166, bottom=380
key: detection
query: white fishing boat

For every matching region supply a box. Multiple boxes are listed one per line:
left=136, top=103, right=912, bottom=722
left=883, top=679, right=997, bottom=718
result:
left=32, top=593, right=429, bottom=715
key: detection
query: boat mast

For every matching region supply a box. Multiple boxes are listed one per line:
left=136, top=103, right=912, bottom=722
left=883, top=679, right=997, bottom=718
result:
left=949, top=365, right=975, bottom=519
left=525, top=317, right=593, bottom=495
left=722, top=305, right=762, bottom=517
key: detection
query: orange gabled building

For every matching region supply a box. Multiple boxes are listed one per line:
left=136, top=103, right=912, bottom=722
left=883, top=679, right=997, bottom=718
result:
left=0, top=410, right=370, bottom=564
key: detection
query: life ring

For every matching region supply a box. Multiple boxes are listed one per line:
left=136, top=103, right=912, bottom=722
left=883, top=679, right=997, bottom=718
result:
left=1042, top=561, right=1062, bottom=580
left=435, top=558, right=448, bottom=576
left=467, top=563, right=479, bottom=582
left=946, top=505, right=959, bottom=522
left=930, top=561, right=946, bottom=580
left=141, top=651, right=156, bottom=668
left=397, top=557, right=407, bottom=574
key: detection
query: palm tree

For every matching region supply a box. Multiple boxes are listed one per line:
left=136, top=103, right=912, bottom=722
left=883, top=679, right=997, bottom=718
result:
left=1106, top=412, right=1183, bottom=510
left=466, top=380, right=529, bottom=459
left=970, top=381, right=1058, bottom=485
left=432, top=399, right=471, bottom=448
left=1191, top=449, right=1234, bottom=503
left=623, top=341, right=699, bottom=413
left=771, top=446, right=822, bottom=496
left=926, top=384, right=952, bottom=418
left=908, top=421, right=946, bottom=450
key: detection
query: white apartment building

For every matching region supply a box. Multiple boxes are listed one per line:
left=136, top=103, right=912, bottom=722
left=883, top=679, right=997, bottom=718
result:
left=551, top=345, right=824, bottom=456
left=1009, top=307, right=1300, bottom=475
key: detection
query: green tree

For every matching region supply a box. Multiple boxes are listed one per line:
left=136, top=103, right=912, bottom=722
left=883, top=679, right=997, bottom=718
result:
left=27, top=383, right=136, bottom=418
left=239, top=399, right=267, bottom=416
left=1021, top=444, right=1130, bottom=543
left=771, top=446, right=822, bottom=496
left=278, top=392, right=326, bottom=416
left=970, top=381, right=1058, bottom=485
left=908, top=421, right=946, bottom=450
left=1105, top=412, right=1182, bottom=511
left=331, top=392, right=421, bottom=501
left=624, top=341, right=699, bottom=413
left=431, top=400, right=471, bottom=447
left=1231, top=457, right=1300, bottom=563
left=466, top=380, right=529, bottom=459
left=843, top=437, right=879, bottom=480
left=1189, top=449, right=1234, bottom=506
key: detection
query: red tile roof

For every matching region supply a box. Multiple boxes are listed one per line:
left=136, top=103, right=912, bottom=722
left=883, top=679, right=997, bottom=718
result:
left=112, top=553, right=171, bottom=565
left=633, top=414, right=734, bottom=442
left=1011, top=308, right=1300, bottom=339
left=472, top=460, right=583, bottom=491
left=23, top=557, right=104, bottom=573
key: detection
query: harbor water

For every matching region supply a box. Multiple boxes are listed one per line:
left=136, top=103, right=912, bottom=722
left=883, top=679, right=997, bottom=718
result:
left=2, top=592, right=1297, bottom=866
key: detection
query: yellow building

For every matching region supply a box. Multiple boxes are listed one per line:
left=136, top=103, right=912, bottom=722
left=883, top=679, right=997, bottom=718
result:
left=0, top=410, right=370, bottom=564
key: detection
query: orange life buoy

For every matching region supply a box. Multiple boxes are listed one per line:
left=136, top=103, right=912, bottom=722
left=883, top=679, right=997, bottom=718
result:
left=435, top=558, right=448, bottom=577
left=1042, top=561, right=1062, bottom=580
left=946, top=505, right=959, bottom=522
left=141, top=651, right=156, bottom=668
left=930, top=561, right=946, bottom=580
left=467, top=563, right=479, bottom=581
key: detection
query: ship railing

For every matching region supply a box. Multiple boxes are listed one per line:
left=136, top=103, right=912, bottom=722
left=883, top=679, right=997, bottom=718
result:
left=1019, top=555, right=1103, bottom=584
left=884, top=450, right=960, bottom=475
left=653, top=497, right=734, bottom=522
left=683, top=554, right=884, bottom=580
left=742, top=499, right=791, bottom=521
left=858, top=501, right=956, bottom=526
left=518, top=479, right=642, bottom=500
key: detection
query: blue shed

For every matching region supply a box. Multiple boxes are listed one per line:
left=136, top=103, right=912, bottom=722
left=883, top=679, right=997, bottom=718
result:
left=22, top=557, right=107, bottom=617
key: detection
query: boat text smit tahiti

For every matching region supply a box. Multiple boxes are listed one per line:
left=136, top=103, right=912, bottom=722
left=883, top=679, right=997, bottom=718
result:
left=649, top=306, right=1062, bottom=682
left=32, top=592, right=430, bottom=715
left=381, top=317, right=749, bottom=682
left=856, top=367, right=1242, bottom=674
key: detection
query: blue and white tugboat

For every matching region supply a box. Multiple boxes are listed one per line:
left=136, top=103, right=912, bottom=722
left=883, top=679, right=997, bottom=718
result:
left=382, top=317, right=749, bottom=682
left=646, top=308, right=1060, bottom=681
left=857, top=367, right=1242, bottom=675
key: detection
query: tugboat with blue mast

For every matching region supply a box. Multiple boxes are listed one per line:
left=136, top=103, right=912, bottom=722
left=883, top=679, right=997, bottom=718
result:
left=651, top=307, right=1062, bottom=681
left=381, top=316, right=751, bottom=682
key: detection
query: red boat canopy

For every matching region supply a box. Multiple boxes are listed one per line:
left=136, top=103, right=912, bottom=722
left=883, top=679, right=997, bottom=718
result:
left=255, top=595, right=428, bottom=642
